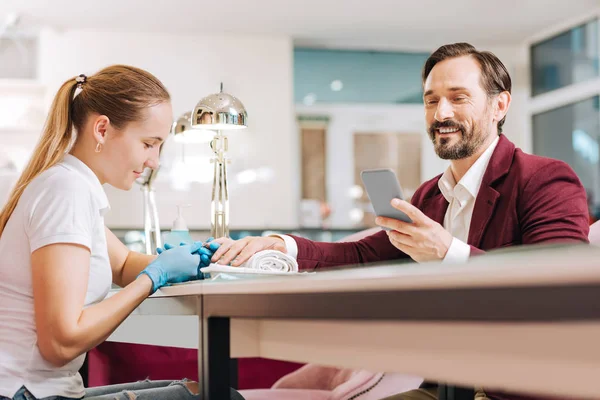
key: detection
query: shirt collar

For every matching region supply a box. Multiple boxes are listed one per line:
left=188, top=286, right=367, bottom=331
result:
left=61, top=154, right=111, bottom=216
left=438, top=168, right=457, bottom=204
left=438, top=136, right=500, bottom=203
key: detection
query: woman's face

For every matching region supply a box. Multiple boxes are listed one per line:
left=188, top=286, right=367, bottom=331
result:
left=100, top=102, right=173, bottom=190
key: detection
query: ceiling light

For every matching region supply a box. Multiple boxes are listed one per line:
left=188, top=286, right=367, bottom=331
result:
left=330, top=80, right=343, bottom=91
left=303, top=93, right=317, bottom=106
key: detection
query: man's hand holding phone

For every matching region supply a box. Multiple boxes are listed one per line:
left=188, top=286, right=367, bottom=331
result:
left=361, top=169, right=453, bottom=262
left=375, top=198, right=453, bottom=262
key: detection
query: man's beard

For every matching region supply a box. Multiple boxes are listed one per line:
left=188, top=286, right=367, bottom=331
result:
left=428, top=119, right=488, bottom=160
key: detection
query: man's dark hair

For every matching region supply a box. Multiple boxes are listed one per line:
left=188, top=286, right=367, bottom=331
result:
left=422, top=42, right=512, bottom=133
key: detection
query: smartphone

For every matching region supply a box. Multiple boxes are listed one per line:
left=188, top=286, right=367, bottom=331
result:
left=360, top=168, right=413, bottom=228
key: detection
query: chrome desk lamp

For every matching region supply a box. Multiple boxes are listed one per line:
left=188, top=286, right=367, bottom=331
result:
left=189, top=83, right=247, bottom=238
left=135, top=166, right=162, bottom=255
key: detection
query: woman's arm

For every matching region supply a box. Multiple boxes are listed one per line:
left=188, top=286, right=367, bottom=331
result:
left=31, top=242, right=153, bottom=367
left=105, top=226, right=155, bottom=287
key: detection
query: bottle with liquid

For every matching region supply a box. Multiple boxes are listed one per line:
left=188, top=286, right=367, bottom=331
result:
left=164, top=204, right=193, bottom=247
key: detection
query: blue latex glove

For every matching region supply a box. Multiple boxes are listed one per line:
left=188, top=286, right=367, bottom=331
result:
left=157, top=241, right=214, bottom=267
left=139, top=243, right=203, bottom=294
left=204, top=237, right=221, bottom=253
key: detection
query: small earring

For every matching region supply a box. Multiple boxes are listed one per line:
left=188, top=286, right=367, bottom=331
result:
left=95, top=142, right=103, bottom=153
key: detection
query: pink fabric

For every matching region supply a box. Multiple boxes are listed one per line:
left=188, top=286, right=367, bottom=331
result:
left=240, top=389, right=330, bottom=400
left=240, top=364, right=423, bottom=400
left=589, top=220, right=600, bottom=244
left=273, top=365, right=356, bottom=391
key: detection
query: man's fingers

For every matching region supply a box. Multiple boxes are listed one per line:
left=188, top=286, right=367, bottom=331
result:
left=204, top=237, right=235, bottom=248
left=388, top=235, right=415, bottom=255
left=388, top=235, right=429, bottom=262
left=391, top=199, right=427, bottom=223
left=388, top=230, right=418, bottom=247
left=230, top=240, right=267, bottom=267
left=211, top=239, right=234, bottom=262
left=218, top=240, right=249, bottom=265
left=376, top=217, right=416, bottom=234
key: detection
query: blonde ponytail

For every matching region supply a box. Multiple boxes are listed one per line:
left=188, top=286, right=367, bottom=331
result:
left=0, top=78, right=78, bottom=236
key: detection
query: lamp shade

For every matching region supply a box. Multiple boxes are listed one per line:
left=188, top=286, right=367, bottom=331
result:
left=191, top=90, right=247, bottom=130
left=171, top=111, right=213, bottom=143
left=171, top=111, right=193, bottom=135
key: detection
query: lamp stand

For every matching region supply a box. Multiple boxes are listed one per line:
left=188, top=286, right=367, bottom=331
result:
left=210, top=130, right=230, bottom=238
left=142, top=184, right=162, bottom=254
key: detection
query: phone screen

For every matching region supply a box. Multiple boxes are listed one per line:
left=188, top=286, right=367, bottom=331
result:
left=361, top=169, right=413, bottom=226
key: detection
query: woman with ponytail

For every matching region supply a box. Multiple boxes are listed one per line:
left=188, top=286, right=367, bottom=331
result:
left=0, top=65, right=244, bottom=400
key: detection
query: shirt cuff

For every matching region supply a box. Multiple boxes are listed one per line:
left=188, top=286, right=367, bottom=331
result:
left=443, top=237, right=470, bottom=263
left=270, top=234, right=298, bottom=259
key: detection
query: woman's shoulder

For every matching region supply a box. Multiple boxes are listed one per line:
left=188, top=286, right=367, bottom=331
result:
left=22, top=164, right=93, bottom=208
left=32, top=163, right=89, bottom=192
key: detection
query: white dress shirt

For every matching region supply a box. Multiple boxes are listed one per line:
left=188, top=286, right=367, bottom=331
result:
left=279, top=136, right=500, bottom=264
left=439, top=136, right=499, bottom=262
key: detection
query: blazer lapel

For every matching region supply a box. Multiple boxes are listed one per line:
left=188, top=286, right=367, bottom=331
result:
left=468, top=186, right=499, bottom=247
left=421, top=192, right=448, bottom=225
left=467, top=134, right=515, bottom=247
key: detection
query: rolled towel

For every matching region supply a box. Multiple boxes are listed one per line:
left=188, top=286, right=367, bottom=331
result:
left=242, top=249, right=298, bottom=272
left=201, top=250, right=299, bottom=276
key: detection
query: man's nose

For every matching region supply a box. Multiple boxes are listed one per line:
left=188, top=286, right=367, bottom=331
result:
left=434, top=98, right=454, bottom=122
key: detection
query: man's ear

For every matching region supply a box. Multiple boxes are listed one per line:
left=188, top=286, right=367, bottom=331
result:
left=494, top=91, right=511, bottom=125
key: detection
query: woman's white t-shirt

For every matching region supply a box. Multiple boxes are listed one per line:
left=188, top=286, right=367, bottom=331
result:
left=0, top=154, right=113, bottom=398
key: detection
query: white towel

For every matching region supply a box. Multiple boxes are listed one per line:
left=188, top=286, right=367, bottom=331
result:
left=200, top=250, right=299, bottom=276
left=242, top=249, right=298, bottom=272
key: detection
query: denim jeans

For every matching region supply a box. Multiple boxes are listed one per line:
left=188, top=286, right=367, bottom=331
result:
left=2, top=380, right=245, bottom=400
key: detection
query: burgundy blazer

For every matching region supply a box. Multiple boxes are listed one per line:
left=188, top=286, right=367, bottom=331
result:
left=292, top=134, right=590, bottom=271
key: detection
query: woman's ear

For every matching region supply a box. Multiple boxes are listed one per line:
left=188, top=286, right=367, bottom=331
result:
left=92, top=115, right=110, bottom=145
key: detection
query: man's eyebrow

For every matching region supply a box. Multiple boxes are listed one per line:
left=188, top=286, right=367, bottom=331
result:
left=448, top=86, right=469, bottom=92
left=424, top=87, right=470, bottom=97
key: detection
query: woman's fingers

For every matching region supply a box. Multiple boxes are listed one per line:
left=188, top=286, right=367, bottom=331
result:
left=200, top=254, right=210, bottom=266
